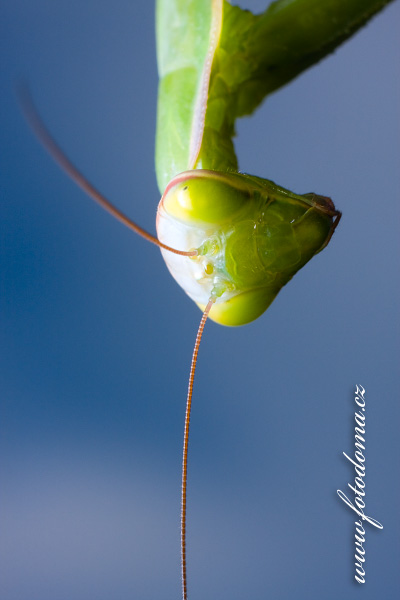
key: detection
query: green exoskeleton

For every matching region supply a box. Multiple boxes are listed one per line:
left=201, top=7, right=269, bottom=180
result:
left=155, top=0, right=344, bottom=326
left=157, top=169, right=339, bottom=325
left=20, top=0, right=394, bottom=598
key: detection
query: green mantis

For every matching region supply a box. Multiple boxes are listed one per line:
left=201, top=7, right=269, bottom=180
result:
left=155, top=0, right=392, bottom=329
left=19, top=0, right=395, bottom=598
left=156, top=1, right=393, bottom=596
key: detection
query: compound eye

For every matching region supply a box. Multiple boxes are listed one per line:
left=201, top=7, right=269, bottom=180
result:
left=162, top=173, right=250, bottom=225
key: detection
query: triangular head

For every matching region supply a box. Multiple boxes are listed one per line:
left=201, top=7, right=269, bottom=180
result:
left=157, top=169, right=341, bottom=326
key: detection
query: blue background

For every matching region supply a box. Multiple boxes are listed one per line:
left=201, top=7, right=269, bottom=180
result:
left=1, top=1, right=399, bottom=599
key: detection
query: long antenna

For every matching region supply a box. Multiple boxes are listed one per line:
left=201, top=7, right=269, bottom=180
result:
left=17, top=86, right=197, bottom=258
left=181, top=298, right=214, bottom=600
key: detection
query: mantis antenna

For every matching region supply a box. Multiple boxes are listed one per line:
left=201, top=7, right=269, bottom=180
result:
left=17, top=86, right=197, bottom=258
left=181, top=297, right=214, bottom=600
left=19, top=86, right=216, bottom=598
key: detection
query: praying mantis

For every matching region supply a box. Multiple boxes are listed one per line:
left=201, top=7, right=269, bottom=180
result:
left=3, top=1, right=400, bottom=600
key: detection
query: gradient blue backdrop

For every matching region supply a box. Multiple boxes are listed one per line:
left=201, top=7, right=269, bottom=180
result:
left=1, top=1, right=399, bottom=599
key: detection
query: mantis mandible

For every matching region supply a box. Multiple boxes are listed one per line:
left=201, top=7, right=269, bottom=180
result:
left=18, top=0, right=395, bottom=598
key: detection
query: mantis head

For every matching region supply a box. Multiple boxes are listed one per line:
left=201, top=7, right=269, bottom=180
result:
left=157, top=170, right=341, bottom=326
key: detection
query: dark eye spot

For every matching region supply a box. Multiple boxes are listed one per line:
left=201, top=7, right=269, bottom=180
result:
left=183, top=186, right=188, bottom=191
